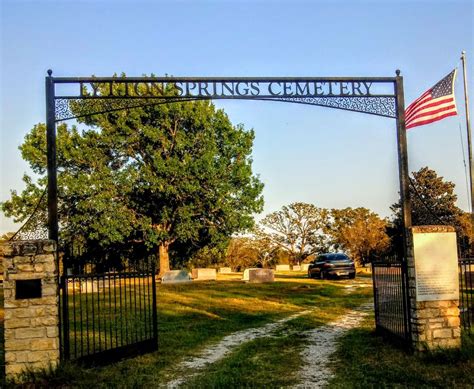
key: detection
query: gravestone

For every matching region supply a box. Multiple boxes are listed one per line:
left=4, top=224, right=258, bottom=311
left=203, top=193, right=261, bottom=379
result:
left=275, top=264, right=290, bottom=271
left=301, top=264, right=310, bottom=271
left=242, top=268, right=259, bottom=281
left=292, top=265, right=301, bottom=271
left=247, top=268, right=274, bottom=283
left=81, top=279, right=100, bottom=293
left=161, top=270, right=192, bottom=284
left=219, top=267, right=232, bottom=274
left=192, top=268, right=217, bottom=281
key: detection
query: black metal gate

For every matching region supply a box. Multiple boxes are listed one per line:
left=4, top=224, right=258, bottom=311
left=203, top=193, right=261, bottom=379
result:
left=59, top=261, right=158, bottom=365
left=459, top=258, right=473, bottom=332
left=372, top=259, right=411, bottom=346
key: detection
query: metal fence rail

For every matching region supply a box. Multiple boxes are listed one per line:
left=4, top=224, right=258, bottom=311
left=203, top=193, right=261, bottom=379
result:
left=372, top=261, right=411, bottom=345
left=459, top=258, right=473, bottom=332
left=60, top=262, right=157, bottom=365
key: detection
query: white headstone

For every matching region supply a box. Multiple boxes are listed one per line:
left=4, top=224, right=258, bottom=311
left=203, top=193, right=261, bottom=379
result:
left=275, top=264, right=290, bottom=271
left=82, top=279, right=100, bottom=293
left=292, top=265, right=301, bottom=271
left=219, top=267, right=232, bottom=274
left=301, top=264, right=310, bottom=271
left=161, top=270, right=192, bottom=284
left=192, top=268, right=217, bottom=281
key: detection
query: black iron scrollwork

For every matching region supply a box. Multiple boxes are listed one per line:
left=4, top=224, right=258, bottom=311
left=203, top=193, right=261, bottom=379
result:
left=270, top=96, right=397, bottom=118
left=55, top=95, right=396, bottom=122
left=55, top=98, right=175, bottom=122
left=9, top=190, right=49, bottom=241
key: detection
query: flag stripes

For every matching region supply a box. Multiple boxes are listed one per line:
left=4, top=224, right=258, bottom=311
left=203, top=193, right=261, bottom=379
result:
left=405, top=70, right=457, bottom=129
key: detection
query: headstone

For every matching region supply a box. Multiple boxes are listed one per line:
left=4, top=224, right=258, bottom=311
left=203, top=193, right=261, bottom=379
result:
left=248, top=268, right=274, bottom=283
left=192, top=268, right=217, bottom=281
left=219, top=267, right=232, bottom=274
left=292, top=265, right=301, bottom=271
left=242, top=268, right=259, bottom=281
left=161, top=270, right=192, bottom=284
left=81, top=279, right=100, bottom=293
left=301, top=264, right=310, bottom=271
left=275, top=264, right=290, bottom=271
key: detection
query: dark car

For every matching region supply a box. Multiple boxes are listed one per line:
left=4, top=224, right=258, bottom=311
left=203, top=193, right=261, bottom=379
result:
left=308, top=253, right=356, bottom=279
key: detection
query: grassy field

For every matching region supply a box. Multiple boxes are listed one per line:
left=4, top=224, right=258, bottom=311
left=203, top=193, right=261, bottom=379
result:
left=2, top=272, right=372, bottom=387
left=329, top=315, right=474, bottom=388
left=1, top=273, right=472, bottom=387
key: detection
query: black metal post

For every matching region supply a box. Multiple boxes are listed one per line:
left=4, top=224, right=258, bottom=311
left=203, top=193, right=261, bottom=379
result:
left=46, top=69, right=58, bottom=242
left=395, top=70, right=412, bottom=346
left=151, top=262, right=158, bottom=350
left=395, top=70, right=412, bottom=233
left=46, top=69, right=66, bottom=359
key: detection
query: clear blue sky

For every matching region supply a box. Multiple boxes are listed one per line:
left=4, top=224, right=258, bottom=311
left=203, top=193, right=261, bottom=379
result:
left=1, top=0, right=473, bottom=234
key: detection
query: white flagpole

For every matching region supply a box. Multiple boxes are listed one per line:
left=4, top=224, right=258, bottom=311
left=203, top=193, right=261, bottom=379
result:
left=461, top=51, right=474, bottom=250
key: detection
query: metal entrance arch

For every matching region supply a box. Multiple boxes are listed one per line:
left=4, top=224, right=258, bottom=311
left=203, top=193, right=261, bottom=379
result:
left=44, top=70, right=413, bottom=360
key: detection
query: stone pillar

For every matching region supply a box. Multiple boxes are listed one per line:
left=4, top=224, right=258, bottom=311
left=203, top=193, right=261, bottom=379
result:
left=1, top=240, right=59, bottom=378
left=407, top=226, right=461, bottom=351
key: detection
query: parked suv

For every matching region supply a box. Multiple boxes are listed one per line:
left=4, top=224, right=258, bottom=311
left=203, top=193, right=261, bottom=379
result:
left=308, top=253, right=356, bottom=279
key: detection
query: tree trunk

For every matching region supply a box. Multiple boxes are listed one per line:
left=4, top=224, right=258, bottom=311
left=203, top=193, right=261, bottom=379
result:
left=158, top=242, right=171, bottom=277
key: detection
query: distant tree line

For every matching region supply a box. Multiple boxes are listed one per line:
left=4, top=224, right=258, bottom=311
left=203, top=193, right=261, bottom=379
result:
left=217, top=166, right=473, bottom=270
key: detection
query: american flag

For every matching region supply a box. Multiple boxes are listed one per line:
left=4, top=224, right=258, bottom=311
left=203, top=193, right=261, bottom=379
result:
left=405, top=70, right=457, bottom=129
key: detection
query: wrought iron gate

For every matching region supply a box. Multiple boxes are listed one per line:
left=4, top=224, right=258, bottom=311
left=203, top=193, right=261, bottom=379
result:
left=59, top=261, right=157, bottom=365
left=459, top=258, right=473, bottom=332
left=372, top=259, right=411, bottom=346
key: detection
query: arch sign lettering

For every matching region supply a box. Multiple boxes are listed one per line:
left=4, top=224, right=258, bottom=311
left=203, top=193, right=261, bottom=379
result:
left=45, top=71, right=412, bottom=247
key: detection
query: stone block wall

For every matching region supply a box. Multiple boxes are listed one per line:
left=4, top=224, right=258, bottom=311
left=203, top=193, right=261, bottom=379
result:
left=407, top=226, right=461, bottom=351
left=410, top=300, right=461, bottom=348
left=1, top=240, right=59, bottom=378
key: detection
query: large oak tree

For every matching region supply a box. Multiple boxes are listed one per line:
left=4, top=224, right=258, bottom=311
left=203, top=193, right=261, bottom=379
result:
left=2, top=79, right=264, bottom=274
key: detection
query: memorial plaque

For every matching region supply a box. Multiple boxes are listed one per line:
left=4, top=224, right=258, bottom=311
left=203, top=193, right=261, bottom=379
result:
left=413, top=231, right=459, bottom=302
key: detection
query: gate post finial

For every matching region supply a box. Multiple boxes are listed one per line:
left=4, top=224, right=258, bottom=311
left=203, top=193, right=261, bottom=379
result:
left=47, top=69, right=53, bottom=76
left=396, top=69, right=401, bottom=76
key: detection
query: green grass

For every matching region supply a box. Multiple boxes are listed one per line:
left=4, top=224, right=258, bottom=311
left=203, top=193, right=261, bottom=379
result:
left=3, top=273, right=473, bottom=388
left=329, top=314, right=474, bottom=389
left=183, top=313, right=323, bottom=388
left=3, top=273, right=372, bottom=387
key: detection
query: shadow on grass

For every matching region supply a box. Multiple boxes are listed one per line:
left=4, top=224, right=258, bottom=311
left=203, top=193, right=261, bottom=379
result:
left=330, top=317, right=474, bottom=389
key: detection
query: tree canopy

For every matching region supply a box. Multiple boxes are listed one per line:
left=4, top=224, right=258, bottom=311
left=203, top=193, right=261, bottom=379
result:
left=390, top=166, right=472, bottom=253
left=325, top=207, right=389, bottom=265
left=2, top=80, right=264, bottom=273
left=259, top=202, right=327, bottom=264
